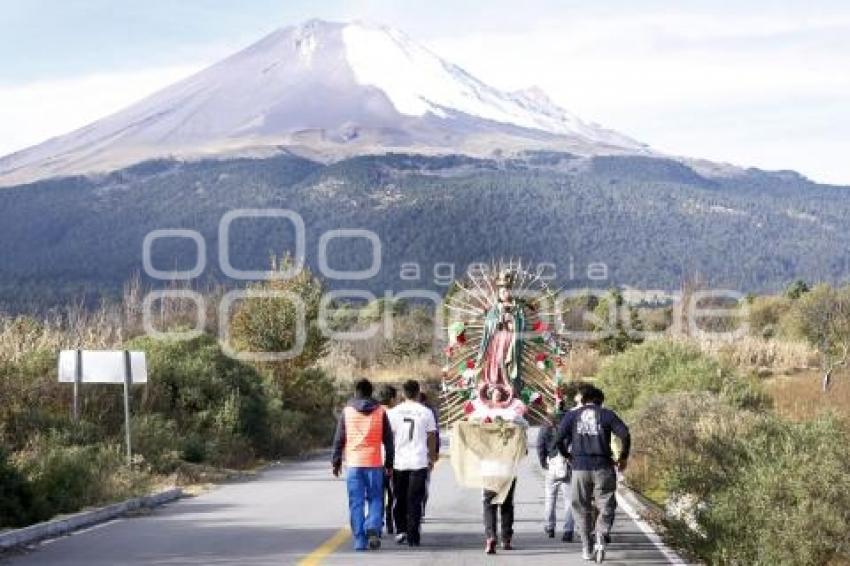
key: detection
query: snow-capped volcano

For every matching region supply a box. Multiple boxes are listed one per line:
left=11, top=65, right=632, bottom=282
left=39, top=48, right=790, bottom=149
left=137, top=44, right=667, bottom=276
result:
left=0, top=19, right=649, bottom=186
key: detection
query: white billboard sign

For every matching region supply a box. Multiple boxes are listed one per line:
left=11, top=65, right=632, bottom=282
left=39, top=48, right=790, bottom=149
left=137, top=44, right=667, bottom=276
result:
left=58, top=350, right=148, bottom=383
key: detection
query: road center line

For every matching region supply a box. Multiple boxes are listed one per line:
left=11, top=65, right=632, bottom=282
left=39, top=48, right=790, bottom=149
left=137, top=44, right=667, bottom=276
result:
left=297, top=527, right=350, bottom=566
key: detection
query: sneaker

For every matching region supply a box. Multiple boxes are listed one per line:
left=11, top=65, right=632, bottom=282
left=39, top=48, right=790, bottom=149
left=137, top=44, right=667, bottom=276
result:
left=594, top=532, right=606, bottom=563
left=395, top=533, right=407, bottom=545
left=562, top=531, right=574, bottom=542
left=407, top=529, right=421, bottom=547
left=367, top=530, right=381, bottom=550
left=502, top=538, right=513, bottom=551
left=581, top=542, right=593, bottom=561
left=545, top=527, right=555, bottom=538
left=484, top=538, right=497, bottom=555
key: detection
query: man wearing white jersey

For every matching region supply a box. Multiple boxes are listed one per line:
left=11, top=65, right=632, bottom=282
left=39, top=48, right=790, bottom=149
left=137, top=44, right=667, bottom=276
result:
left=388, top=379, right=438, bottom=547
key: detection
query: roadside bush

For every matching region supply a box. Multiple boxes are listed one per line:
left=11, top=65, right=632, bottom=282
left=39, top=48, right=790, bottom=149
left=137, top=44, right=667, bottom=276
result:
left=625, top=392, right=758, bottom=498
left=15, top=435, right=150, bottom=521
left=597, top=340, right=770, bottom=413
left=206, top=433, right=256, bottom=469
left=261, top=370, right=338, bottom=457
left=128, top=333, right=337, bottom=464
left=128, top=333, right=269, bottom=459
left=131, top=414, right=181, bottom=473
left=0, top=447, right=35, bottom=527
left=698, top=415, right=850, bottom=565
left=0, top=348, right=62, bottom=449
left=228, top=262, right=328, bottom=372
left=181, top=433, right=207, bottom=464
left=256, top=405, right=311, bottom=457
left=629, top=394, right=850, bottom=565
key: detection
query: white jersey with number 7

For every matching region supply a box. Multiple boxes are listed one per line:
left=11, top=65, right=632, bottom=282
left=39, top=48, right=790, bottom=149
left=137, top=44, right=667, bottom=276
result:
left=388, top=400, right=436, bottom=471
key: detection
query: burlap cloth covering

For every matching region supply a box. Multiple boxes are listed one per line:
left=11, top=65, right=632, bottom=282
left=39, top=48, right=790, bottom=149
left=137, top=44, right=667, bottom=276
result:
left=450, top=420, right=527, bottom=504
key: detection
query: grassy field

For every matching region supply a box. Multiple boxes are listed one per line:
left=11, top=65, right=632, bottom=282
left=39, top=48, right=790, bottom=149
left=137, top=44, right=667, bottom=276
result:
left=765, top=369, right=850, bottom=422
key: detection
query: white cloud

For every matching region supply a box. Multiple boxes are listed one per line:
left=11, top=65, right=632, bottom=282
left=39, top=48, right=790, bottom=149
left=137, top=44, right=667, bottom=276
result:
left=426, top=11, right=850, bottom=184
left=0, top=65, right=204, bottom=158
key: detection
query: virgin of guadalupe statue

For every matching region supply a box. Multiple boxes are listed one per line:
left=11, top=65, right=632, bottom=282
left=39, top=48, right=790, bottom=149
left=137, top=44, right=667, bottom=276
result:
left=475, top=269, right=526, bottom=408
left=441, top=260, right=568, bottom=426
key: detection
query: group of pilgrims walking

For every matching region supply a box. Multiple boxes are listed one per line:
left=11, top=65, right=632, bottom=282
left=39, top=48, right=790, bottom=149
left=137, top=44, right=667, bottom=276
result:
left=331, top=377, right=631, bottom=563
left=332, top=264, right=631, bottom=562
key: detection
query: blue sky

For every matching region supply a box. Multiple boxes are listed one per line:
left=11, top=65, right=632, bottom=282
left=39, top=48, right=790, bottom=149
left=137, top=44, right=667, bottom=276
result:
left=2, top=0, right=849, bottom=183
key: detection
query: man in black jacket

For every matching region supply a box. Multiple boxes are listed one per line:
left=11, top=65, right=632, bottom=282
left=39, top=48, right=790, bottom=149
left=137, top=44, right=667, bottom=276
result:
left=555, top=384, right=630, bottom=562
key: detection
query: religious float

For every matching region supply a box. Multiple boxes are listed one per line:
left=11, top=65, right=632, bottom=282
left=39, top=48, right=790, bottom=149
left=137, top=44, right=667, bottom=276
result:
left=441, top=261, right=572, bottom=501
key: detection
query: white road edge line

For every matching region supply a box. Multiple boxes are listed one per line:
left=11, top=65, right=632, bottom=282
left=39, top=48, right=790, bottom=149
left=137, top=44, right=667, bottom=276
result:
left=616, top=492, right=689, bottom=565
left=37, top=519, right=123, bottom=546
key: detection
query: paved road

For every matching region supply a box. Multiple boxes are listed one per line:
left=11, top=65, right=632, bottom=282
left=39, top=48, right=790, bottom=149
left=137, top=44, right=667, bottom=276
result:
left=6, top=430, right=680, bottom=565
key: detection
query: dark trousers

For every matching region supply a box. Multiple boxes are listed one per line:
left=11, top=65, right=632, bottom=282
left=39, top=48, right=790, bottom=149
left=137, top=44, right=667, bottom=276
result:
left=392, top=468, right=429, bottom=543
left=422, top=468, right=431, bottom=516
left=483, top=479, right=516, bottom=540
left=384, top=474, right=395, bottom=534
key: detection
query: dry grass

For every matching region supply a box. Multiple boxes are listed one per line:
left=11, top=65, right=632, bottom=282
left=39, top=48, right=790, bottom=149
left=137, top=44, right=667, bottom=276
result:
left=565, top=344, right=601, bottom=378
left=686, top=336, right=818, bottom=374
left=357, top=359, right=442, bottom=383
left=0, top=278, right=225, bottom=365
left=314, top=341, right=353, bottom=381
left=317, top=312, right=443, bottom=385
left=326, top=340, right=599, bottom=384
left=765, top=369, right=850, bottom=422
left=0, top=305, right=127, bottom=363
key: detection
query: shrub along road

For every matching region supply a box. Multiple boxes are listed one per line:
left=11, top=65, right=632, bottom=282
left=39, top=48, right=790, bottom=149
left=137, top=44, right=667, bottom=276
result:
left=7, top=429, right=680, bottom=565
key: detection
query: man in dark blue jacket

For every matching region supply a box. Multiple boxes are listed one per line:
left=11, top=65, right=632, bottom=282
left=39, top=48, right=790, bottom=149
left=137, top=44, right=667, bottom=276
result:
left=555, top=384, right=630, bottom=562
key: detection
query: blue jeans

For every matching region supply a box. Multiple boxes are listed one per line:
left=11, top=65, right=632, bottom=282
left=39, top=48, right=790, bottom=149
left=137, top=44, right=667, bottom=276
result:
left=544, top=470, right=575, bottom=534
left=346, top=467, right=385, bottom=549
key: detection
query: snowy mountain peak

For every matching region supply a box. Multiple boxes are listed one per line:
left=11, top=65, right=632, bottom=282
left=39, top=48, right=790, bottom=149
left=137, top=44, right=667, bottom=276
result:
left=292, top=25, right=320, bottom=61
left=339, top=22, right=642, bottom=148
left=0, top=19, right=649, bottom=186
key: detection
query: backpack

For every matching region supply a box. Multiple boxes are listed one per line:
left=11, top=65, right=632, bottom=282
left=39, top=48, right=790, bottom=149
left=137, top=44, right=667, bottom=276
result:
left=546, top=422, right=570, bottom=481
left=547, top=453, right=570, bottom=481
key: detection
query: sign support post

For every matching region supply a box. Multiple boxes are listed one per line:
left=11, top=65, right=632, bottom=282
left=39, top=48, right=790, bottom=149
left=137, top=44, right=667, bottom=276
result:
left=58, top=349, right=147, bottom=467
left=73, top=349, right=82, bottom=421
left=123, top=350, right=133, bottom=466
